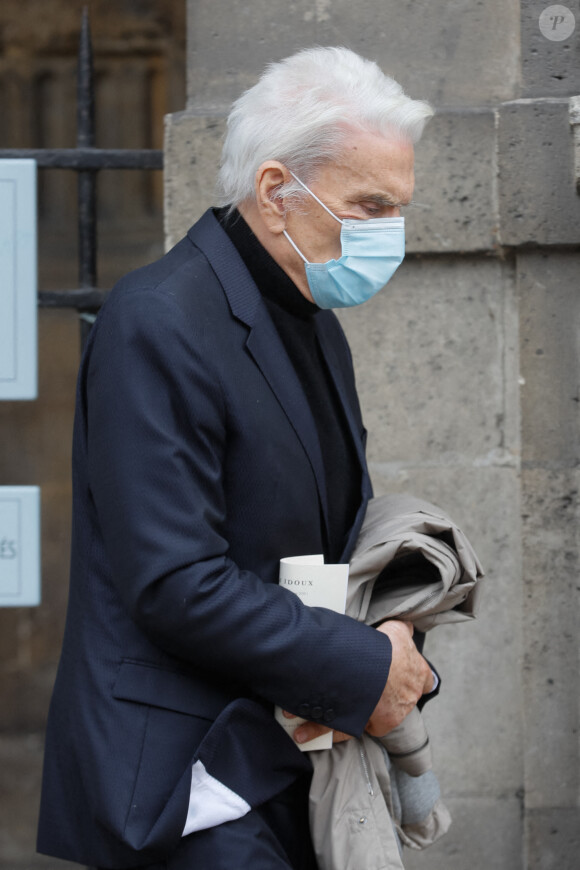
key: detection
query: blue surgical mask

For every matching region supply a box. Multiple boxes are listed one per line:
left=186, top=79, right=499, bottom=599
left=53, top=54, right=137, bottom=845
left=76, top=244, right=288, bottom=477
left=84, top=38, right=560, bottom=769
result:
left=283, top=174, right=405, bottom=310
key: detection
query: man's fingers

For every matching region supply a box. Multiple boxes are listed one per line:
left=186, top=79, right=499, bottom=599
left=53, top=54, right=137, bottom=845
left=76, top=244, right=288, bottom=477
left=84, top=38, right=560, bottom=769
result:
left=376, top=619, right=414, bottom=640
left=293, top=722, right=353, bottom=745
left=366, top=618, right=435, bottom=736
left=332, top=730, right=353, bottom=744
left=294, top=723, right=331, bottom=744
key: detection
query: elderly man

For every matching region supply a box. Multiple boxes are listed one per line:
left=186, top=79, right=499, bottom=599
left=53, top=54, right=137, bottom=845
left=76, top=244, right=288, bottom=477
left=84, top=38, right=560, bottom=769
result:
left=38, top=47, right=435, bottom=869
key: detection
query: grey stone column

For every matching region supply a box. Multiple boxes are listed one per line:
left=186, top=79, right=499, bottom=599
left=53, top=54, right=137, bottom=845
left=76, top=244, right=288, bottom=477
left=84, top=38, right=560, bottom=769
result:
left=164, top=2, right=580, bottom=867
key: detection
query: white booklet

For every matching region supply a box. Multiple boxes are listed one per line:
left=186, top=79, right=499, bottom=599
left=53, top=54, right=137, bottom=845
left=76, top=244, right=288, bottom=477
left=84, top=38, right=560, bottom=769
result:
left=275, top=554, right=349, bottom=751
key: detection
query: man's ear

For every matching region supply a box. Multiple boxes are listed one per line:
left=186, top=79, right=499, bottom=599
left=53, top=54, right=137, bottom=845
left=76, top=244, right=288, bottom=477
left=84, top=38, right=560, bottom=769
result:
left=254, top=161, right=292, bottom=234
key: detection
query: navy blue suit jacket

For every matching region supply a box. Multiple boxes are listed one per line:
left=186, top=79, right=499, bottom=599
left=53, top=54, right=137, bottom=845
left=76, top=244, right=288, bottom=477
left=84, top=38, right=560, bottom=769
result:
left=37, top=211, right=392, bottom=867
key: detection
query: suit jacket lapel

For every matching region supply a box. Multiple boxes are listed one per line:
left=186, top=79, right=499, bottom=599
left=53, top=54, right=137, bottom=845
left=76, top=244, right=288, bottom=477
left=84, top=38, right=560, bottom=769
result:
left=315, top=321, right=367, bottom=474
left=315, top=319, right=373, bottom=559
left=244, top=315, right=329, bottom=528
left=188, top=211, right=330, bottom=533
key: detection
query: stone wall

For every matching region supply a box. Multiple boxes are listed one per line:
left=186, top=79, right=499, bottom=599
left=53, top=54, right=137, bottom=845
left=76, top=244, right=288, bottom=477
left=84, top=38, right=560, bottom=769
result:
left=164, top=1, right=580, bottom=867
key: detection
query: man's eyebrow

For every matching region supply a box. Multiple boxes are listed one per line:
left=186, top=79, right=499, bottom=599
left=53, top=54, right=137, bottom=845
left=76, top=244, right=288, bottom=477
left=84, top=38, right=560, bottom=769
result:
left=354, top=191, right=413, bottom=207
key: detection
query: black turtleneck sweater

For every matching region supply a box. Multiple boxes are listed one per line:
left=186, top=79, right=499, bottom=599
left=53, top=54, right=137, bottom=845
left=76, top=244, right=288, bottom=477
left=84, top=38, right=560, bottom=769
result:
left=214, top=207, right=362, bottom=563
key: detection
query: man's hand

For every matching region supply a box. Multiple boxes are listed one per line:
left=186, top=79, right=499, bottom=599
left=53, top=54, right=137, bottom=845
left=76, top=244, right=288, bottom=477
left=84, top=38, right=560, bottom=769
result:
left=366, top=620, right=433, bottom=737
left=283, top=711, right=352, bottom=746
left=288, top=619, right=432, bottom=745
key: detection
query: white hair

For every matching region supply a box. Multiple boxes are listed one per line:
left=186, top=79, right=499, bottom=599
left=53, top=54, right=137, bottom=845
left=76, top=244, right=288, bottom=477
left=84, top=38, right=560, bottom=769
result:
left=217, top=46, right=433, bottom=208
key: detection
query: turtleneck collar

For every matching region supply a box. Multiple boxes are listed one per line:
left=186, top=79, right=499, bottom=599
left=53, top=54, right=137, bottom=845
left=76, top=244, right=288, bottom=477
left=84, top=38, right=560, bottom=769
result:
left=214, top=207, right=319, bottom=321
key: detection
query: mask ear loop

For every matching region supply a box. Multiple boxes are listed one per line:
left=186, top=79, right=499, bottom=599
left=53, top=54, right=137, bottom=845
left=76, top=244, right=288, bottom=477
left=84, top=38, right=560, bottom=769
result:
left=288, top=171, right=344, bottom=226
left=283, top=229, right=309, bottom=264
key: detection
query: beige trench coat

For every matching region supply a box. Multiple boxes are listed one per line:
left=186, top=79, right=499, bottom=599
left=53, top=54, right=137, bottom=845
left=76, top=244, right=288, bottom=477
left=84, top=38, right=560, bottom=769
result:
left=309, top=493, right=484, bottom=870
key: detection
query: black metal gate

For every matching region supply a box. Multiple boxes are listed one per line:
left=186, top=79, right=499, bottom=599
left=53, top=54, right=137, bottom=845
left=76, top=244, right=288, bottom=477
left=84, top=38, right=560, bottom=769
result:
left=0, top=6, right=163, bottom=348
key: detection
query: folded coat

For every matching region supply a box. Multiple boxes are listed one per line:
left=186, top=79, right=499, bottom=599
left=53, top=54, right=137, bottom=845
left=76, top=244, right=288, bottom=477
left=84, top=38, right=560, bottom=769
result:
left=308, top=493, right=484, bottom=870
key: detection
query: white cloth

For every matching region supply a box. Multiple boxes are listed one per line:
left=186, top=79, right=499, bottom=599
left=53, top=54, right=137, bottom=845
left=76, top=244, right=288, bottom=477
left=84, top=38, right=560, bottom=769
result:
left=182, top=760, right=251, bottom=836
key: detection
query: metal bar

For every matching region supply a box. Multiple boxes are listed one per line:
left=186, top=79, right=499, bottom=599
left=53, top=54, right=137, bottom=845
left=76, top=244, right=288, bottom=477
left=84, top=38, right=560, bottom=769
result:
left=77, top=8, right=95, bottom=151
left=0, top=148, right=163, bottom=169
left=38, top=289, right=109, bottom=309
left=77, top=6, right=97, bottom=290
left=1, top=8, right=165, bottom=343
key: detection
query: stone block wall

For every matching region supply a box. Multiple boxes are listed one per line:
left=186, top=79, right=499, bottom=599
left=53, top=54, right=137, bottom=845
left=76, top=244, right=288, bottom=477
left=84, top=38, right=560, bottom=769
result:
left=163, top=1, right=580, bottom=867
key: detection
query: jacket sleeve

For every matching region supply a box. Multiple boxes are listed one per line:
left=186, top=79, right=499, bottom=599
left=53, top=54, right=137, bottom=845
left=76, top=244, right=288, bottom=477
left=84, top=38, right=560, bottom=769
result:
left=86, top=285, right=391, bottom=737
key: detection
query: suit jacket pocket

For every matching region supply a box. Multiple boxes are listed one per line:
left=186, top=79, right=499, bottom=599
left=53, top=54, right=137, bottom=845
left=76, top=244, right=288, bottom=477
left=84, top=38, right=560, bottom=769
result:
left=111, top=660, right=234, bottom=855
left=112, top=659, right=240, bottom=721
